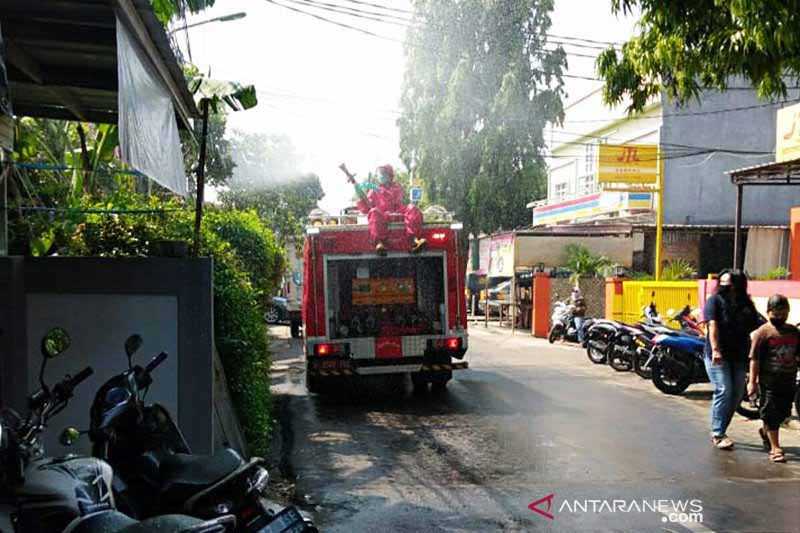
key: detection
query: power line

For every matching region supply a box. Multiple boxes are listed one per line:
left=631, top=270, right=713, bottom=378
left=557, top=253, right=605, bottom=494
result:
left=337, top=0, right=415, bottom=16
left=265, top=0, right=403, bottom=43
left=283, top=0, right=413, bottom=27
left=547, top=130, right=772, bottom=155
left=547, top=33, right=622, bottom=48
left=560, top=98, right=800, bottom=123
left=266, top=0, right=607, bottom=81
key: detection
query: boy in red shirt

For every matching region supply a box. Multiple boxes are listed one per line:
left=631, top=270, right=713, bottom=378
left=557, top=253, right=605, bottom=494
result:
left=747, top=294, right=800, bottom=463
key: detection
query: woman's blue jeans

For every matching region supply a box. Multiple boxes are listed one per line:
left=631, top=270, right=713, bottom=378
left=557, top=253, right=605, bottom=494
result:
left=703, top=355, right=748, bottom=438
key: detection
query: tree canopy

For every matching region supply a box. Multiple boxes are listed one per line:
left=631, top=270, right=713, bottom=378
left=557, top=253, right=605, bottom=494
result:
left=598, top=0, right=800, bottom=113
left=219, top=132, right=324, bottom=245
left=399, top=0, right=566, bottom=236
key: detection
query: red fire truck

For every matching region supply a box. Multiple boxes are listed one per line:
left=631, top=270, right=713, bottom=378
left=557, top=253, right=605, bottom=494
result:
left=301, top=214, right=468, bottom=393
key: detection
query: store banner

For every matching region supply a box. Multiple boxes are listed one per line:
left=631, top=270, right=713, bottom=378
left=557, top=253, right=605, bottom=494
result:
left=598, top=144, right=658, bottom=185
left=489, top=233, right=514, bottom=277
left=116, top=18, right=187, bottom=196
left=776, top=102, right=800, bottom=163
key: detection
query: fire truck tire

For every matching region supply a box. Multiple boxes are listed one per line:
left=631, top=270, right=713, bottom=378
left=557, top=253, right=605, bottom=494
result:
left=290, top=320, right=301, bottom=338
left=430, top=373, right=451, bottom=394
left=411, top=374, right=428, bottom=394
left=306, top=374, right=322, bottom=394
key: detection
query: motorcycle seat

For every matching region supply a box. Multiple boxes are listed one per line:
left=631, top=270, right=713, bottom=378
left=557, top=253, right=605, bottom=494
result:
left=159, top=448, right=244, bottom=504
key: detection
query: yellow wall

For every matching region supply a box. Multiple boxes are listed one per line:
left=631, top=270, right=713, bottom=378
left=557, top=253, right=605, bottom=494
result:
left=617, top=281, right=698, bottom=326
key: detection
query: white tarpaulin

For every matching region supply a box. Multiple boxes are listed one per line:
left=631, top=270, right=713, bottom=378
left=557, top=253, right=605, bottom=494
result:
left=116, top=18, right=187, bottom=196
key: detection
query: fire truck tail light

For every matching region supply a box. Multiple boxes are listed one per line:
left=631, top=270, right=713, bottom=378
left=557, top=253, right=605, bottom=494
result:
left=433, top=338, right=462, bottom=351
left=314, top=343, right=344, bottom=356
left=431, top=232, right=447, bottom=242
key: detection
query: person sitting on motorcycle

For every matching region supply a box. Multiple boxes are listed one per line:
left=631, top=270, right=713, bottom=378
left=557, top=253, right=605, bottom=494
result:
left=571, top=288, right=587, bottom=342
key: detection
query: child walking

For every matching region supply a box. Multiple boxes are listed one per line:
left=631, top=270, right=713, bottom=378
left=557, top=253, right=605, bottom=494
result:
left=747, top=294, right=800, bottom=463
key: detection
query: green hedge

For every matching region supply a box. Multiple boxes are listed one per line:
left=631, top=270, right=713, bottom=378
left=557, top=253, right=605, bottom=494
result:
left=37, top=200, right=281, bottom=456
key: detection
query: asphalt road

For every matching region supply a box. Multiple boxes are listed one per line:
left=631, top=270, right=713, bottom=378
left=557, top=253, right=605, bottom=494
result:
left=269, top=325, right=800, bottom=532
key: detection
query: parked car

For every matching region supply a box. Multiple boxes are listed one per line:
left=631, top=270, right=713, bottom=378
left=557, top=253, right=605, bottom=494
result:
left=265, top=296, right=290, bottom=324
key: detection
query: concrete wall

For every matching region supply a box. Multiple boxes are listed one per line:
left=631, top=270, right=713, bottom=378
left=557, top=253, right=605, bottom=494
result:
left=0, top=257, right=226, bottom=455
left=516, top=233, right=642, bottom=268
left=661, top=86, right=800, bottom=226
left=26, top=294, right=179, bottom=456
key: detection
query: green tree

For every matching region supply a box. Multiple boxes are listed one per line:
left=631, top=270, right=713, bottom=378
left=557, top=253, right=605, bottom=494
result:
left=220, top=132, right=324, bottom=244
left=150, top=0, right=216, bottom=25
left=399, top=0, right=566, bottom=237
left=181, top=111, right=235, bottom=190
left=563, top=244, right=612, bottom=286
left=597, top=1, right=800, bottom=112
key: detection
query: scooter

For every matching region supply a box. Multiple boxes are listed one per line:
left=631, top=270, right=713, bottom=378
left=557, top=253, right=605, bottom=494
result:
left=548, top=301, right=593, bottom=344
left=0, top=327, right=112, bottom=532
left=0, top=328, right=238, bottom=533
left=82, top=334, right=315, bottom=532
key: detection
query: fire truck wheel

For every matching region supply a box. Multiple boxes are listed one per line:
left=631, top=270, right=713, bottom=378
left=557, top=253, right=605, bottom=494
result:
left=430, top=375, right=451, bottom=394
left=306, top=374, right=322, bottom=394
left=411, top=374, right=428, bottom=395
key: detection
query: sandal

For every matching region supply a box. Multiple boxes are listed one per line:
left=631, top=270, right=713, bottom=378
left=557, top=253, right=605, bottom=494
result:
left=758, top=428, right=771, bottom=451
left=769, top=449, right=787, bottom=463
left=712, top=435, right=734, bottom=450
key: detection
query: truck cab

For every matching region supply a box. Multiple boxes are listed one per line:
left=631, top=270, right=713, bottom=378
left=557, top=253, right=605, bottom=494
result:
left=302, top=214, right=468, bottom=393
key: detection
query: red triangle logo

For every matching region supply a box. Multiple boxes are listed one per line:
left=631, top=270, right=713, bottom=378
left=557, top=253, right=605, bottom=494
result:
left=528, top=493, right=555, bottom=520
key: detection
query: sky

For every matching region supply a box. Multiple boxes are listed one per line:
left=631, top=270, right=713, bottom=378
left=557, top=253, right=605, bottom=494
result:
left=182, top=0, right=638, bottom=212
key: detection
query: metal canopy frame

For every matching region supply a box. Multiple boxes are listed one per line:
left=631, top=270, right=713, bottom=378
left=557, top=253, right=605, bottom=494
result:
left=726, top=157, right=800, bottom=269
left=0, top=0, right=199, bottom=127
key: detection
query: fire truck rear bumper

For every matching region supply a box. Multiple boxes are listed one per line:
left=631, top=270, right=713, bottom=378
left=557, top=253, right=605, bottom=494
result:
left=307, top=358, right=468, bottom=377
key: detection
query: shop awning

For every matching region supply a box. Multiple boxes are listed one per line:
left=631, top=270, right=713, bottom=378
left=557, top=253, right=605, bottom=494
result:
left=1, top=0, right=199, bottom=128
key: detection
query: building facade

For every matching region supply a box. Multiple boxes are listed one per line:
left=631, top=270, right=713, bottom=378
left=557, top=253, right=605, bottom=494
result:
left=530, top=88, right=661, bottom=226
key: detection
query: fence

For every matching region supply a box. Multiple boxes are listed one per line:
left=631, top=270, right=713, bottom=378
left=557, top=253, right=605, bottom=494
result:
left=607, top=280, right=699, bottom=325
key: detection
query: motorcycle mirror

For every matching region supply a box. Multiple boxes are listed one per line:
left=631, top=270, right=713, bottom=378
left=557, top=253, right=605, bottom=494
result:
left=59, top=427, right=81, bottom=447
left=125, top=334, right=143, bottom=367
left=41, top=327, right=71, bottom=359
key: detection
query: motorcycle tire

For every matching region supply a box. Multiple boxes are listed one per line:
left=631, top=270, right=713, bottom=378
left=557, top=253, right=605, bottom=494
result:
left=548, top=325, right=562, bottom=344
left=586, top=343, right=607, bottom=364
left=633, top=350, right=653, bottom=380
left=650, top=357, right=692, bottom=395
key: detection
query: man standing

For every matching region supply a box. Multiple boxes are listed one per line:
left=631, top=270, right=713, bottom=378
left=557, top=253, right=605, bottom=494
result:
left=351, top=164, right=426, bottom=255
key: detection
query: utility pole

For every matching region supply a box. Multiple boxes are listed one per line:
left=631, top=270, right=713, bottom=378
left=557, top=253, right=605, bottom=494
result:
left=192, top=98, right=210, bottom=256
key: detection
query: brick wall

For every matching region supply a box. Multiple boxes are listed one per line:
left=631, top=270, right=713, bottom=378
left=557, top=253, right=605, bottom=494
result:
left=549, top=277, right=606, bottom=319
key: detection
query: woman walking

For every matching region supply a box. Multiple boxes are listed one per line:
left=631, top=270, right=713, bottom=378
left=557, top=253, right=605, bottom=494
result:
left=704, top=270, right=763, bottom=450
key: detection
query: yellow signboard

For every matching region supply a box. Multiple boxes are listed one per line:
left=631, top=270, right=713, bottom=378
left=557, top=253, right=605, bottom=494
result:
left=598, top=144, right=658, bottom=185
left=776, top=102, right=800, bottom=162
left=352, top=278, right=416, bottom=306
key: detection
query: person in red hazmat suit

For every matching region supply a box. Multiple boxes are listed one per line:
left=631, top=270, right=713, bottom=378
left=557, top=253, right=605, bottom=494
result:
left=341, top=163, right=425, bottom=255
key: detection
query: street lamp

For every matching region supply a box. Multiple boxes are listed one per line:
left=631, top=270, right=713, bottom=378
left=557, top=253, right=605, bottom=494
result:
left=169, top=12, right=247, bottom=34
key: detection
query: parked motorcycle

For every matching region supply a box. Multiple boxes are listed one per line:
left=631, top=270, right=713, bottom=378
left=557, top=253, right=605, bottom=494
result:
left=632, top=306, right=703, bottom=379
left=0, top=327, right=114, bottom=532
left=82, top=334, right=315, bottom=533
left=0, top=328, right=249, bottom=533
left=648, top=333, right=708, bottom=394
left=548, top=301, right=593, bottom=344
